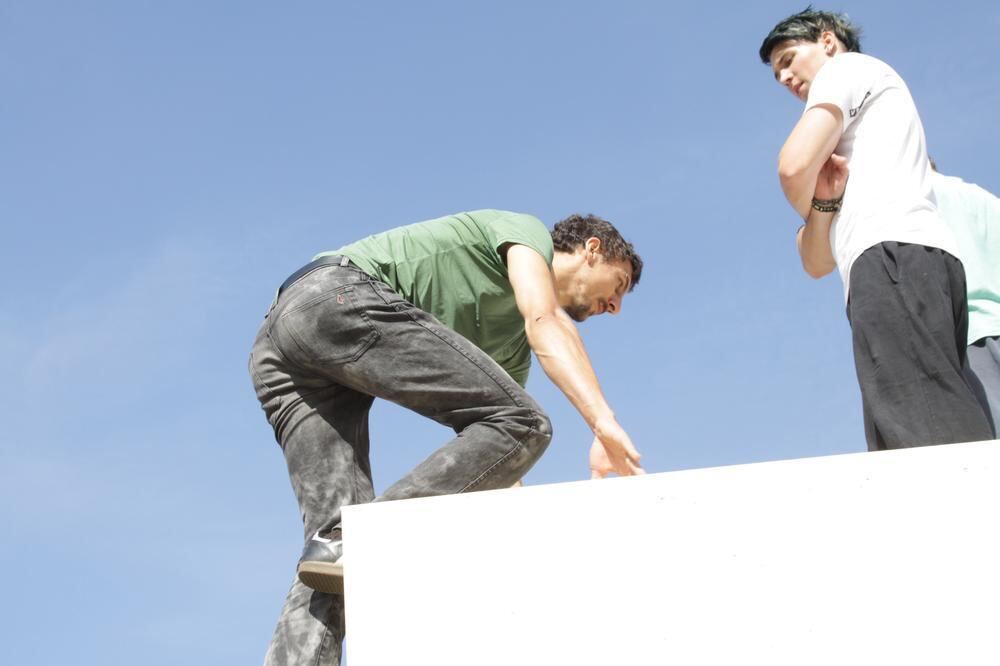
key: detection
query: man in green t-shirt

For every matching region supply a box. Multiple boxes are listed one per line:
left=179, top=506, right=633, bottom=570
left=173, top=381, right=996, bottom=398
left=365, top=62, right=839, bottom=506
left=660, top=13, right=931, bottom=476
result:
left=250, top=210, right=644, bottom=666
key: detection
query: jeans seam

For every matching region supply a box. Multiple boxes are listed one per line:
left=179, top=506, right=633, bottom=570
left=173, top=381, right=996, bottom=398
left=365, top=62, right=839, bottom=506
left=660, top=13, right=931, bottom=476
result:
left=458, top=419, right=545, bottom=492
left=313, top=623, right=335, bottom=666
left=352, top=416, right=364, bottom=500
left=248, top=353, right=263, bottom=388
left=458, top=436, right=524, bottom=492
left=263, top=326, right=296, bottom=382
left=380, top=296, right=526, bottom=409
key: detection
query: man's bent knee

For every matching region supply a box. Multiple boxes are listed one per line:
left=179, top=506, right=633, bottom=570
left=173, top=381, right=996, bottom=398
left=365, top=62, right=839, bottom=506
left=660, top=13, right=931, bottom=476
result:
left=524, top=409, right=553, bottom=457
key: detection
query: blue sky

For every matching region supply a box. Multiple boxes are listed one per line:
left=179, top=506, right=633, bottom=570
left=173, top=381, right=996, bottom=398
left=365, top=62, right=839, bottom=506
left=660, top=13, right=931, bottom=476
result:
left=2, top=1, right=998, bottom=663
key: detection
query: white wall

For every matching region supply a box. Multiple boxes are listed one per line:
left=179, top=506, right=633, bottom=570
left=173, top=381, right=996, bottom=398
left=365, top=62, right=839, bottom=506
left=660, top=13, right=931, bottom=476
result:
left=343, top=440, right=1000, bottom=665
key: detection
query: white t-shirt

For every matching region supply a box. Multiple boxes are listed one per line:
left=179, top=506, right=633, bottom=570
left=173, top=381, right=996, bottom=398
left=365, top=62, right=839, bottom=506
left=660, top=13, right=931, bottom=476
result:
left=805, top=52, right=959, bottom=300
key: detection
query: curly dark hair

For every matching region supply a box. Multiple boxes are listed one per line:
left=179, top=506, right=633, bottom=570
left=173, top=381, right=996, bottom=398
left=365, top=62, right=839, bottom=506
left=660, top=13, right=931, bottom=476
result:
left=551, top=214, right=642, bottom=290
left=759, top=6, right=862, bottom=64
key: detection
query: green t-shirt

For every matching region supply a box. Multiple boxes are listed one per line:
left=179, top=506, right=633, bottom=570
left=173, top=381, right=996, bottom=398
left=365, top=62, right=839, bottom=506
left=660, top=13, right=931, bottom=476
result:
left=932, top=173, right=1000, bottom=345
left=318, top=210, right=554, bottom=386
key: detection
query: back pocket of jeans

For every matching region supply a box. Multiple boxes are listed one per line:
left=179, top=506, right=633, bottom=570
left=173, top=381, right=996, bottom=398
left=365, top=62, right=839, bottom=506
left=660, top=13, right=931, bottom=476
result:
left=277, top=284, right=379, bottom=365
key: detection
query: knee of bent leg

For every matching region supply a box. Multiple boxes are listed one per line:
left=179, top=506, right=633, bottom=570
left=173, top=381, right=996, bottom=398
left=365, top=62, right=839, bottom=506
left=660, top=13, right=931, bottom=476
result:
left=525, top=409, right=553, bottom=455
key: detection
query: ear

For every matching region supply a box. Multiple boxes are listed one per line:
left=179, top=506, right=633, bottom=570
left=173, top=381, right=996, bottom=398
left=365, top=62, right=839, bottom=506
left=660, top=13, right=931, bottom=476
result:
left=584, top=236, right=602, bottom=255
left=820, top=30, right=839, bottom=56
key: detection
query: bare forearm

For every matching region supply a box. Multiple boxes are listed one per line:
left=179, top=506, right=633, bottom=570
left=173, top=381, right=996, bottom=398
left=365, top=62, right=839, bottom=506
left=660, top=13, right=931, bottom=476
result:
left=797, top=209, right=837, bottom=278
left=781, top=170, right=818, bottom=220
left=525, top=313, right=614, bottom=428
left=779, top=104, right=844, bottom=220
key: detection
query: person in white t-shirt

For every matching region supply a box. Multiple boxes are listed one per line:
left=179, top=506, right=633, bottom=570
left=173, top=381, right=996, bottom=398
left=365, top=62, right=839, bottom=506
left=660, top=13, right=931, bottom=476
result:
left=758, top=8, right=994, bottom=450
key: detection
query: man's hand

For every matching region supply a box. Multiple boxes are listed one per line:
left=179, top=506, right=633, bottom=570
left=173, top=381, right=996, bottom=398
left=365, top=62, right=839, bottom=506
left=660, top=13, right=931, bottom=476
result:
left=796, top=152, right=847, bottom=278
left=506, top=243, right=644, bottom=479
left=589, top=417, right=644, bottom=479
left=813, top=152, right=848, bottom=201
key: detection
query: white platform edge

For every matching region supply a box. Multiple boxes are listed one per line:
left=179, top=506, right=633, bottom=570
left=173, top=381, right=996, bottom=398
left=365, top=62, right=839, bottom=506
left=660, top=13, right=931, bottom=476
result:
left=343, top=440, right=1000, bottom=665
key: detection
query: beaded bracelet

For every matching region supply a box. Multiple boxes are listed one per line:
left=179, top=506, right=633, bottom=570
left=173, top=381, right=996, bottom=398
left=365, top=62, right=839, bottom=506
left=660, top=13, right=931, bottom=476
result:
left=811, top=196, right=843, bottom=213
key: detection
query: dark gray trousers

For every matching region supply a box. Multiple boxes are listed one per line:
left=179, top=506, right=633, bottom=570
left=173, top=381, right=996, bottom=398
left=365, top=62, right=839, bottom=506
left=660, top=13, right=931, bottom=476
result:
left=249, top=260, right=552, bottom=665
left=965, top=335, right=1000, bottom=435
left=847, top=242, right=994, bottom=450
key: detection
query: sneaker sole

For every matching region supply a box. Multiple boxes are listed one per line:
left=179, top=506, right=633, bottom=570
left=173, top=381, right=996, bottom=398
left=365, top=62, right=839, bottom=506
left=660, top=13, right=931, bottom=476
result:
left=297, top=561, right=345, bottom=595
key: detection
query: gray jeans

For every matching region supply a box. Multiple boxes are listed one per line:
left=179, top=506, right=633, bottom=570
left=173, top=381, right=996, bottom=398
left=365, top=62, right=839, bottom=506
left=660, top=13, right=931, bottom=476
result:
left=249, top=259, right=552, bottom=666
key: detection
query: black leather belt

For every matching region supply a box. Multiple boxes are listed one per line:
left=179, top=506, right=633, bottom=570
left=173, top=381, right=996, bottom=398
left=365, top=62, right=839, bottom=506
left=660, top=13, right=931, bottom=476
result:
left=278, top=255, right=352, bottom=296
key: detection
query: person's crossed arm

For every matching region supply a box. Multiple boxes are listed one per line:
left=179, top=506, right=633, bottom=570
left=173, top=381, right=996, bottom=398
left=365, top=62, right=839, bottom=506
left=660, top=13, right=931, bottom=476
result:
left=505, top=243, right=644, bottom=479
left=780, top=103, right=848, bottom=278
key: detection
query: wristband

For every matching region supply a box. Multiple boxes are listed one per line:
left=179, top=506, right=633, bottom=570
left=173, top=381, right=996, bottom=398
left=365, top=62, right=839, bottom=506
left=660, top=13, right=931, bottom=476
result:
left=811, top=196, right=843, bottom=213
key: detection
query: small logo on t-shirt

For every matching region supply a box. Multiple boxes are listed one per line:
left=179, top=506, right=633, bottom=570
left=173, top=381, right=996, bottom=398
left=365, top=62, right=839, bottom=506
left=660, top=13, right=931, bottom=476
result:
left=849, top=91, right=872, bottom=118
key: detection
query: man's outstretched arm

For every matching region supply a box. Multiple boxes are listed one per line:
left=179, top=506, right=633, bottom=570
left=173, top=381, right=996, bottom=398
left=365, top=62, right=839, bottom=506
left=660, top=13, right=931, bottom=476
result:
left=778, top=103, right=843, bottom=219
left=505, top=243, right=643, bottom=477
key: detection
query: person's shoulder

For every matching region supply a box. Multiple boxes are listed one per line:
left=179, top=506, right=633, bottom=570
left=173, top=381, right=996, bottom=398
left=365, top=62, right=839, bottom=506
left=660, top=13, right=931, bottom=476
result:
left=841, top=52, right=878, bottom=64
left=828, top=52, right=885, bottom=73
left=934, top=171, right=982, bottom=192
left=935, top=172, right=999, bottom=201
left=815, top=53, right=902, bottom=100
left=467, top=209, right=543, bottom=224
left=850, top=53, right=907, bottom=83
left=932, top=171, right=965, bottom=187
left=468, top=209, right=548, bottom=234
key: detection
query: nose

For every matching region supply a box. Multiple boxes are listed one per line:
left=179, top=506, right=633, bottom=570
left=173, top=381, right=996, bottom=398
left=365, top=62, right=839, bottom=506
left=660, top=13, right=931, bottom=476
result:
left=607, top=294, right=623, bottom=315
left=779, top=69, right=794, bottom=88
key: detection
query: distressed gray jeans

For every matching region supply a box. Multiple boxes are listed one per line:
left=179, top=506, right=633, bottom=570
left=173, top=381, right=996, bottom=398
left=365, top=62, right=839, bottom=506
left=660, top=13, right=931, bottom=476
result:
left=249, top=259, right=552, bottom=665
